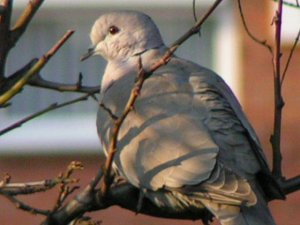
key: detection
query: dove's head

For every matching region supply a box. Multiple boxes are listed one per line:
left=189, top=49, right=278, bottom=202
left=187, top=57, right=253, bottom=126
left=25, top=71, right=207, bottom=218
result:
left=81, top=11, right=164, bottom=62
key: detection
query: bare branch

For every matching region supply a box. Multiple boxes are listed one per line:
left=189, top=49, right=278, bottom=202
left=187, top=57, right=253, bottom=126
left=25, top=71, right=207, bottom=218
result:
left=0, top=58, right=38, bottom=95
left=5, top=195, right=51, bottom=215
left=274, top=0, right=300, bottom=8
left=271, top=0, right=285, bottom=178
left=166, top=0, right=223, bottom=60
left=0, top=92, right=95, bottom=136
left=99, top=102, right=118, bottom=121
left=281, top=175, right=300, bottom=195
left=281, top=27, right=300, bottom=84
left=28, top=73, right=100, bottom=93
left=192, top=0, right=198, bottom=22
left=0, top=177, right=77, bottom=196
left=52, top=161, right=83, bottom=211
left=237, top=0, right=272, bottom=53
left=1, top=162, right=82, bottom=218
left=0, top=30, right=74, bottom=106
left=0, top=161, right=82, bottom=196
left=100, top=56, right=147, bottom=195
left=0, top=0, right=12, bottom=79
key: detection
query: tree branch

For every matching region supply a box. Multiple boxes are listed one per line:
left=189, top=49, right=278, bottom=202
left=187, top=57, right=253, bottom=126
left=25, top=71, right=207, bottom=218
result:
left=0, top=30, right=74, bottom=106
left=0, top=0, right=12, bottom=80
left=0, top=177, right=77, bottom=196
left=0, top=58, right=38, bottom=95
left=281, top=175, right=300, bottom=195
left=0, top=92, right=96, bottom=136
left=28, top=73, right=100, bottom=93
left=274, top=0, right=300, bottom=8
left=166, top=0, right=223, bottom=60
left=100, top=57, right=147, bottom=195
left=237, top=0, right=272, bottom=53
left=5, top=195, right=51, bottom=216
left=271, top=0, right=284, bottom=179
left=51, top=161, right=83, bottom=212
left=0, top=58, right=99, bottom=97
left=1, top=161, right=83, bottom=218
left=0, top=161, right=82, bottom=196
left=281, top=27, right=300, bottom=85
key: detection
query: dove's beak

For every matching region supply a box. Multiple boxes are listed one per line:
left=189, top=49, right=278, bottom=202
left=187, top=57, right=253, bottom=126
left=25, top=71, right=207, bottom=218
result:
left=80, top=46, right=96, bottom=61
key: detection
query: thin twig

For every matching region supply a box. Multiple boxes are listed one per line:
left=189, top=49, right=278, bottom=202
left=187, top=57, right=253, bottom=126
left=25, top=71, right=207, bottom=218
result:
left=0, top=178, right=77, bottom=196
left=0, top=0, right=12, bottom=79
left=52, top=161, right=83, bottom=211
left=274, top=0, right=300, bottom=8
left=0, top=92, right=94, bottom=136
left=237, top=0, right=273, bottom=53
left=99, top=102, right=118, bottom=121
left=5, top=195, right=50, bottom=215
left=271, top=0, right=284, bottom=178
left=101, top=57, right=146, bottom=195
left=281, top=27, right=300, bottom=84
left=192, top=0, right=197, bottom=22
left=0, top=30, right=74, bottom=106
left=0, top=103, right=56, bottom=135
left=192, top=0, right=202, bottom=38
left=0, top=162, right=82, bottom=196
left=1, top=162, right=82, bottom=218
left=28, top=73, right=100, bottom=94
left=166, top=0, right=223, bottom=59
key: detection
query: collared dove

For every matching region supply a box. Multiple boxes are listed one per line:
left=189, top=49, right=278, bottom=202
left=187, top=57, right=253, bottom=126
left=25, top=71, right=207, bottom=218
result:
left=83, top=10, right=283, bottom=225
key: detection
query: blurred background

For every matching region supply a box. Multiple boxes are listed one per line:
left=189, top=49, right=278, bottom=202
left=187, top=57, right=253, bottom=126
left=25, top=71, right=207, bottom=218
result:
left=0, top=0, right=300, bottom=224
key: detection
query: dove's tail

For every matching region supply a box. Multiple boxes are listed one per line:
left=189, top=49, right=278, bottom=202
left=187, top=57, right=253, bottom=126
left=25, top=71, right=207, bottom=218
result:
left=201, top=186, right=276, bottom=225
left=219, top=199, right=276, bottom=225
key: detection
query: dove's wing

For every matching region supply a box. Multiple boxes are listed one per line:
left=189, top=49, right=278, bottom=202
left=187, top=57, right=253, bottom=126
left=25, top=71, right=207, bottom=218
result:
left=97, top=54, right=262, bottom=193
left=98, top=57, right=219, bottom=190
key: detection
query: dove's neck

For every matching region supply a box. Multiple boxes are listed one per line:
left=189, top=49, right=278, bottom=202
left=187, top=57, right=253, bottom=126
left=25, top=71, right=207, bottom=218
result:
left=101, top=45, right=167, bottom=92
left=101, top=59, right=136, bottom=92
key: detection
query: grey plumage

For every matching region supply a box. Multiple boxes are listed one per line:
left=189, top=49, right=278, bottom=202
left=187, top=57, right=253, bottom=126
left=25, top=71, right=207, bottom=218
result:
left=84, top=10, right=280, bottom=225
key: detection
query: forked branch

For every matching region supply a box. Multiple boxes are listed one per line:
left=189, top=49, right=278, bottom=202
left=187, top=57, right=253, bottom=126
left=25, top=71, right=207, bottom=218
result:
left=0, top=92, right=97, bottom=136
left=1, top=161, right=82, bottom=216
left=0, top=30, right=74, bottom=106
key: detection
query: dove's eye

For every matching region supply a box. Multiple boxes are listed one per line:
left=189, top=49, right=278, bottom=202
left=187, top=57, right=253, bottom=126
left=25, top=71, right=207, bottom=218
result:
left=108, top=25, right=120, bottom=35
